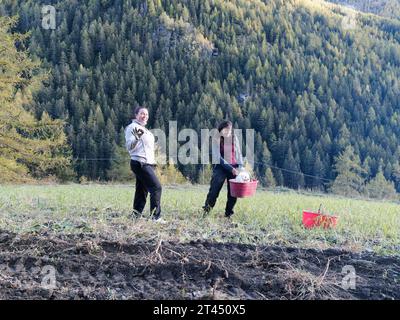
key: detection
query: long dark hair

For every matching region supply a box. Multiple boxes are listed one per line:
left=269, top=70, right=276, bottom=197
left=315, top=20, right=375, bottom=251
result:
left=217, top=120, right=232, bottom=132
left=217, top=120, right=235, bottom=154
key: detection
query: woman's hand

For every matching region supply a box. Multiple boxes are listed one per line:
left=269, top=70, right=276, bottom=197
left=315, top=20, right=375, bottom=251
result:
left=232, top=168, right=239, bottom=176
left=132, top=127, right=144, bottom=139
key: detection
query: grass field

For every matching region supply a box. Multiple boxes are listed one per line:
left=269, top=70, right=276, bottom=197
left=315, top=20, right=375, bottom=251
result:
left=1, top=184, right=399, bottom=255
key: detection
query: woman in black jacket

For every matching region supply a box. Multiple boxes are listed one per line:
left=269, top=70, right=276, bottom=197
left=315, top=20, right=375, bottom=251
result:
left=203, top=120, right=244, bottom=218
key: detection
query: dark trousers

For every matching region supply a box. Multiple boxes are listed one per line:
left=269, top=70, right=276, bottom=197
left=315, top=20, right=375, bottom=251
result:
left=130, top=160, right=162, bottom=218
left=204, top=165, right=237, bottom=216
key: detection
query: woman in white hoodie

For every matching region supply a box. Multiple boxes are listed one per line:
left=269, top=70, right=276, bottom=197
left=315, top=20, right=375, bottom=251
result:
left=125, top=106, right=163, bottom=221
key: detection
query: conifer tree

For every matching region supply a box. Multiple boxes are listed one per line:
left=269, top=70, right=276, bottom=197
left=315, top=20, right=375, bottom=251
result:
left=365, top=168, right=398, bottom=200
left=0, top=17, right=72, bottom=182
left=330, top=146, right=366, bottom=196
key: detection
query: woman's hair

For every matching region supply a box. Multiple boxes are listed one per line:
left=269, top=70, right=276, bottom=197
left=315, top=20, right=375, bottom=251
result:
left=218, top=120, right=232, bottom=132
left=134, top=106, right=148, bottom=117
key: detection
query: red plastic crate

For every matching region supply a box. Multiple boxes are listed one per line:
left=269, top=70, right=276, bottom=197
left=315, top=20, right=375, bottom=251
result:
left=229, top=179, right=258, bottom=198
left=302, top=210, right=338, bottom=229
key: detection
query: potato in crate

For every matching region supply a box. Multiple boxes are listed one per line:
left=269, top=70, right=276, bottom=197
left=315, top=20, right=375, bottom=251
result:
left=229, top=169, right=258, bottom=198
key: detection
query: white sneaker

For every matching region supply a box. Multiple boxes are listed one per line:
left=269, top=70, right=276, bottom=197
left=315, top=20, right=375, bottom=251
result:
left=153, top=217, right=167, bottom=224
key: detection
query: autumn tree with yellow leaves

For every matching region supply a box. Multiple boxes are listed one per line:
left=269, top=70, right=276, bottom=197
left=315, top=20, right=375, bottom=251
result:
left=0, top=17, right=72, bottom=183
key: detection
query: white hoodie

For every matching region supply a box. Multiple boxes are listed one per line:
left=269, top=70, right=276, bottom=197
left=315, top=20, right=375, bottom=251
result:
left=125, top=120, right=155, bottom=164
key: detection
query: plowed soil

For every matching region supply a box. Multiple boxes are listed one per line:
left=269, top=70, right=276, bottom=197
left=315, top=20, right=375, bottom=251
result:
left=0, top=230, right=399, bottom=300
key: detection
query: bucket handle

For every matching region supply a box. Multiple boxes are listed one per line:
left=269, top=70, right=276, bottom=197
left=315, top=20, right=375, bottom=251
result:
left=318, top=204, right=330, bottom=215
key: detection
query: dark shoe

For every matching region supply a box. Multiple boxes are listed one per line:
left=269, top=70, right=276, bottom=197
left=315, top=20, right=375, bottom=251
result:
left=224, top=214, right=238, bottom=227
left=225, top=212, right=234, bottom=219
left=131, top=209, right=142, bottom=219
left=202, top=205, right=212, bottom=217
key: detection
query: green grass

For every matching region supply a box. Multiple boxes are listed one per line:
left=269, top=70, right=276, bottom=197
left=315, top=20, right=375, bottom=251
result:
left=0, top=184, right=399, bottom=255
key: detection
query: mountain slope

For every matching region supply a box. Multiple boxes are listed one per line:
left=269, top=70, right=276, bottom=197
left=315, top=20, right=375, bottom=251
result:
left=2, top=0, right=400, bottom=191
left=326, top=0, right=400, bottom=19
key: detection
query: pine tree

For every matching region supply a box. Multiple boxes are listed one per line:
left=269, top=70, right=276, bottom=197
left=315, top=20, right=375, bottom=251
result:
left=283, top=146, right=300, bottom=189
left=0, top=17, right=72, bottom=182
left=365, top=169, right=398, bottom=200
left=263, top=168, right=276, bottom=188
left=312, top=153, right=325, bottom=190
left=106, top=146, right=132, bottom=181
left=330, top=146, right=366, bottom=197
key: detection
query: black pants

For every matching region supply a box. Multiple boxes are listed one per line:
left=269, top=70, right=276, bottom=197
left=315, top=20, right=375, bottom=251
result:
left=204, top=165, right=238, bottom=217
left=130, top=160, right=162, bottom=219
